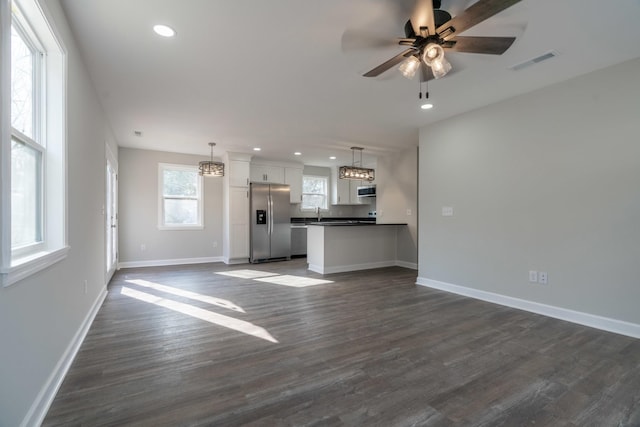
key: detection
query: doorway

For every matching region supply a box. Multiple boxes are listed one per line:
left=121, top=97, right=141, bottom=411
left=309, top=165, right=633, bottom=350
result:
left=106, top=145, right=118, bottom=282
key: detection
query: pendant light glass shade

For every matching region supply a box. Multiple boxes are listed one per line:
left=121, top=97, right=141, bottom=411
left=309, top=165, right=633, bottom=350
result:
left=198, top=142, right=224, bottom=177
left=399, top=56, right=421, bottom=79
left=422, top=43, right=451, bottom=79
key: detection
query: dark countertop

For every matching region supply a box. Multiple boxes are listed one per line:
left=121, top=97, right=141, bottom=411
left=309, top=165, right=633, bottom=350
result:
left=307, top=221, right=407, bottom=226
left=291, top=217, right=376, bottom=225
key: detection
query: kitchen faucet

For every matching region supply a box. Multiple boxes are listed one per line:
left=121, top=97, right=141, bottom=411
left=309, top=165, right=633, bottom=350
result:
left=316, top=206, right=322, bottom=222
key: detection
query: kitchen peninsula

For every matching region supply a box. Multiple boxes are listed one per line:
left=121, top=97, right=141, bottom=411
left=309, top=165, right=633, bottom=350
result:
left=307, top=222, right=408, bottom=274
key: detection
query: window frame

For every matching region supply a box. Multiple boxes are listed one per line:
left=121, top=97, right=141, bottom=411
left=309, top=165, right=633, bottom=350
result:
left=1, top=0, right=68, bottom=287
left=157, top=163, right=204, bottom=230
left=301, top=175, right=329, bottom=211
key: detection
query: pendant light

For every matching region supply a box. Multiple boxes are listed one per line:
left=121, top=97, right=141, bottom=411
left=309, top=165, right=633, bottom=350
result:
left=198, top=142, right=224, bottom=177
left=339, top=147, right=375, bottom=182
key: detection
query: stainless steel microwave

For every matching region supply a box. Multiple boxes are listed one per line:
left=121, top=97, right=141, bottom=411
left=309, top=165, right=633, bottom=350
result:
left=357, top=185, right=376, bottom=197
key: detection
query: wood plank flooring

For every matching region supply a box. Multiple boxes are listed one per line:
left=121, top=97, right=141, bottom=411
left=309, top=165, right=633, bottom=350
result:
left=44, top=259, right=640, bottom=426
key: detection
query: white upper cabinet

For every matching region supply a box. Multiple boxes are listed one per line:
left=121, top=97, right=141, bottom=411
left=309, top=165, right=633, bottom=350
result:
left=229, top=160, right=250, bottom=187
left=250, top=164, right=285, bottom=184
left=285, top=167, right=303, bottom=203
left=331, top=167, right=370, bottom=205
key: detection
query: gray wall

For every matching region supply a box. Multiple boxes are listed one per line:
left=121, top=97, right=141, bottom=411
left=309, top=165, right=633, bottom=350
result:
left=377, top=147, right=418, bottom=266
left=418, top=57, right=640, bottom=324
left=0, top=1, right=116, bottom=424
left=118, top=147, right=224, bottom=264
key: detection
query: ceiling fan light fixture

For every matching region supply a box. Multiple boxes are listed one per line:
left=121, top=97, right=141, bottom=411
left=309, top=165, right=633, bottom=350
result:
left=399, top=56, right=421, bottom=79
left=430, top=57, right=451, bottom=79
left=422, top=43, right=444, bottom=66
left=198, top=142, right=225, bottom=177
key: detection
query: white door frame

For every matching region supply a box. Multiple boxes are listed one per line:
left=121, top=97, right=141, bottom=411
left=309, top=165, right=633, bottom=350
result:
left=105, top=143, right=118, bottom=283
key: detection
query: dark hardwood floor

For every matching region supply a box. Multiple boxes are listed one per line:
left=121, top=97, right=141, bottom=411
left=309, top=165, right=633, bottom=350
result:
left=44, top=259, right=640, bottom=426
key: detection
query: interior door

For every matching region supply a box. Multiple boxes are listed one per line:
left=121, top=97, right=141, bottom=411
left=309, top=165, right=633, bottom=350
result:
left=106, top=154, right=118, bottom=281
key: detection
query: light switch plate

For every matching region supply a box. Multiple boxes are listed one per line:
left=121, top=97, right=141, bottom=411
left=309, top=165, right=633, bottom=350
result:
left=442, top=206, right=454, bottom=216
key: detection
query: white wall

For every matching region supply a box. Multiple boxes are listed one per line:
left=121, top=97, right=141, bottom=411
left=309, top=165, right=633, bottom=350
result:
left=290, top=165, right=373, bottom=218
left=418, top=58, right=640, bottom=327
left=377, top=147, right=419, bottom=267
left=118, top=147, right=224, bottom=266
left=0, top=1, right=116, bottom=425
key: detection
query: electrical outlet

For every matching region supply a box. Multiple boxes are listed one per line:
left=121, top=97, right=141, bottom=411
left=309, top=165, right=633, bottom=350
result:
left=529, top=270, right=538, bottom=283
left=539, top=272, right=548, bottom=284
left=406, top=209, right=412, bottom=216
left=140, top=243, right=146, bottom=252
left=83, top=279, right=88, bottom=294
left=212, top=241, right=218, bottom=248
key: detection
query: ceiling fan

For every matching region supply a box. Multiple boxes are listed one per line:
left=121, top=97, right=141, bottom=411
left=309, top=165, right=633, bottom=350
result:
left=358, top=0, right=523, bottom=81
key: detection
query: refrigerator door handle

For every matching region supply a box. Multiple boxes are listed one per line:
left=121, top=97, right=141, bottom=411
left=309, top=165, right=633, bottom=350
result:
left=268, top=195, right=273, bottom=236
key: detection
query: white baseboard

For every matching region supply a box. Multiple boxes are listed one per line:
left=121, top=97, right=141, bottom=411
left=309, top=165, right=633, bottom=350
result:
left=395, top=260, right=418, bottom=270
left=22, top=287, right=108, bottom=427
left=309, top=260, right=417, bottom=274
left=118, top=256, right=224, bottom=269
left=310, top=260, right=397, bottom=275
left=416, top=277, right=640, bottom=339
left=223, top=257, right=249, bottom=265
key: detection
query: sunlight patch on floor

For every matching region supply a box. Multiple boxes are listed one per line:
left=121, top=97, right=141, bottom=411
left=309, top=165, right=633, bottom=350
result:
left=216, top=269, right=279, bottom=279
left=255, top=275, right=334, bottom=288
left=125, top=278, right=245, bottom=313
left=120, top=287, right=278, bottom=343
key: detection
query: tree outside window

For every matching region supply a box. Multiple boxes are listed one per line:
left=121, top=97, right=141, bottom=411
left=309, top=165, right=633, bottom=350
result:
left=302, top=175, right=328, bottom=210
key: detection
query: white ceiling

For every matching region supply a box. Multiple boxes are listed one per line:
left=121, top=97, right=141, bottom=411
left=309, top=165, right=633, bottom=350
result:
left=59, top=0, right=640, bottom=166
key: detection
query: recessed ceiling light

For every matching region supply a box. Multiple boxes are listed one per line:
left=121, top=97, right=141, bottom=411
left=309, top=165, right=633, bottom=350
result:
left=329, top=156, right=336, bottom=160
left=253, top=147, right=261, bottom=151
left=294, top=152, right=301, bottom=156
left=153, top=24, right=175, bottom=38
left=421, top=103, right=434, bottom=110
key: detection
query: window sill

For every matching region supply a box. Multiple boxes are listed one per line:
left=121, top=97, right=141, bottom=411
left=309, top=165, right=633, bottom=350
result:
left=1, top=246, right=70, bottom=287
left=157, top=225, right=204, bottom=231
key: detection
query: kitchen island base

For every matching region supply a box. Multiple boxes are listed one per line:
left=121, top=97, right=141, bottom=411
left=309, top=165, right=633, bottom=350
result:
left=307, top=223, right=405, bottom=274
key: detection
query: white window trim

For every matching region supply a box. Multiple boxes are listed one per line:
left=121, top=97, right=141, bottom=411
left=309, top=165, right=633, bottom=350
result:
left=301, top=175, right=329, bottom=212
left=157, top=163, right=204, bottom=230
left=1, top=0, right=68, bottom=287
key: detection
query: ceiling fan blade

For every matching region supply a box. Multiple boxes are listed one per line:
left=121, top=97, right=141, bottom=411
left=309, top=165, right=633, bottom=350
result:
left=363, top=48, right=416, bottom=77
left=341, top=29, right=399, bottom=52
left=411, top=0, right=436, bottom=36
left=447, top=36, right=516, bottom=55
left=436, top=0, right=522, bottom=40
left=419, top=62, right=434, bottom=82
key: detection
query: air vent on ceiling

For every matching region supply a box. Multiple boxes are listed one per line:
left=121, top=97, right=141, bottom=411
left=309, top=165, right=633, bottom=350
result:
left=509, top=50, right=559, bottom=71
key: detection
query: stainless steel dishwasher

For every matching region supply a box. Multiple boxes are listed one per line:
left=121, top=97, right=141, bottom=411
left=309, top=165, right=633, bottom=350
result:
left=290, top=224, right=307, bottom=257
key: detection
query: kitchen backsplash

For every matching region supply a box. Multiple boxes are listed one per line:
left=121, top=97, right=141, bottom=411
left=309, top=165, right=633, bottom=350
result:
left=289, top=202, right=373, bottom=218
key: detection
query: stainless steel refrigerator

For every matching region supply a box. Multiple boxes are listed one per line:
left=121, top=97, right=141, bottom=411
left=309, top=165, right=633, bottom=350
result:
left=250, top=183, right=291, bottom=263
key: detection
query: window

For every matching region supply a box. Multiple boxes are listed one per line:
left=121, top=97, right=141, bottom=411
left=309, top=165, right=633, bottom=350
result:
left=11, top=16, right=43, bottom=255
left=301, top=175, right=328, bottom=211
left=1, top=0, right=67, bottom=287
left=158, top=163, right=203, bottom=229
